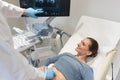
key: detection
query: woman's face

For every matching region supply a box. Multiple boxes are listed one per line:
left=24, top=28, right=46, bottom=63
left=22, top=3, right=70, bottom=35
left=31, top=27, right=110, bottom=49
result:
left=75, top=38, right=92, bottom=56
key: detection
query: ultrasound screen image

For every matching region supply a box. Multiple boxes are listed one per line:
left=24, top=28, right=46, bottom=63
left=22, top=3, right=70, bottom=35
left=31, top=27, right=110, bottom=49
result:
left=19, top=0, right=70, bottom=16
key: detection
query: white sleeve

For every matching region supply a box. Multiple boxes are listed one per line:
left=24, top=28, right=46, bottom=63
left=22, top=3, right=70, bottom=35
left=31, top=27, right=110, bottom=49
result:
left=0, top=40, right=46, bottom=80
left=0, top=0, right=23, bottom=18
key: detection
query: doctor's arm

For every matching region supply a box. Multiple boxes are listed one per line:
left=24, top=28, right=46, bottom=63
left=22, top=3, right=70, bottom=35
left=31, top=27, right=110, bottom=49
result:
left=0, top=0, right=43, bottom=18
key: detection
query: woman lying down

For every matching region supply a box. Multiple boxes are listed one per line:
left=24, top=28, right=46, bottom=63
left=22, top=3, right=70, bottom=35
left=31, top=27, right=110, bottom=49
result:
left=39, top=37, right=99, bottom=80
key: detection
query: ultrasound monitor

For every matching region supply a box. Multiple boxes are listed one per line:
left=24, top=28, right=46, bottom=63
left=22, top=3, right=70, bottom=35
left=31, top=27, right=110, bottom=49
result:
left=19, top=0, right=70, bottom=17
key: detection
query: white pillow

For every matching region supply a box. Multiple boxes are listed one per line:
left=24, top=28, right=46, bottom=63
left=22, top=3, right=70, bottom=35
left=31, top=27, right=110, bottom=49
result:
left=59, top=33, right=82, bottom=55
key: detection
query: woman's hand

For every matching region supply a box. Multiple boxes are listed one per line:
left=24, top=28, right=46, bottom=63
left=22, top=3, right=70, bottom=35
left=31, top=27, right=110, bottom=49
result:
left=39, top=66, right=46, bottom=70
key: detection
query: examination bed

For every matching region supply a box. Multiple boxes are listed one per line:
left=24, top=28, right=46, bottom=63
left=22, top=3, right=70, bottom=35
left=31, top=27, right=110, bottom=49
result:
left=59, top=16, right=120, bottom=80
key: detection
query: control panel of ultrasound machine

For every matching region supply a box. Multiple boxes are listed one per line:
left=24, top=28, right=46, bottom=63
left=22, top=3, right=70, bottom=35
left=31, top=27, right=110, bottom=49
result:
left=12, top=18, right=54, bottom=53
left=13, top=27, right=40, bottom=52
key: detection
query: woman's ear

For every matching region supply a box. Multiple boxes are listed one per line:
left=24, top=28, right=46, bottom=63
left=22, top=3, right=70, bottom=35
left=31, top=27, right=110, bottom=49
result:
left=87, top=51, right=92, bottom=56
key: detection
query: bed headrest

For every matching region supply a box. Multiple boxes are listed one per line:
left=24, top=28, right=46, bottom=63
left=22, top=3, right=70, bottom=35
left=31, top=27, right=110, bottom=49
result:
left=60, top=16, right=120, bottom=55
left=75, top=16, right=120, bottom=55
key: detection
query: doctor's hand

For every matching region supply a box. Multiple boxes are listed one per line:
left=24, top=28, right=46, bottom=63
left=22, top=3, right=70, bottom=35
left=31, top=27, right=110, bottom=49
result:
left=44, top=68, right=55, bottom=79
left=39, top=66, right=55, bottom=79
left=25, top=8, right=43, bottom=18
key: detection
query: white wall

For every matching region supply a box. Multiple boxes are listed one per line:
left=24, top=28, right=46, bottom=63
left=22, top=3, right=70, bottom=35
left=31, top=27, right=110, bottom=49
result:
left=71, top=0, right=120, bottom=29
left=5, top=0, right=120, bottom=35
left=52, top=0, right=120, bottom=34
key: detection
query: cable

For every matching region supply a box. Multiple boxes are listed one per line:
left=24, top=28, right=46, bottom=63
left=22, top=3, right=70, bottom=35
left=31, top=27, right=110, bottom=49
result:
left=112, top=62, right=114, bottom=80
left=55, top=28, right=71, bottom=47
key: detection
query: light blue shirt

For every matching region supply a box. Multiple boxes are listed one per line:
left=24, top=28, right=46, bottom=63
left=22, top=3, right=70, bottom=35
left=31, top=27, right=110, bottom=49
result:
left=43, top=53, right=94, bottom=80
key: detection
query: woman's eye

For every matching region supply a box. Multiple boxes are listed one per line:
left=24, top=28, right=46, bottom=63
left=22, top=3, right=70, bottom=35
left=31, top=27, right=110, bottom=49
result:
left=83, top=43, right=85, bottom=46
left=81, top=41, right=85, bottom=46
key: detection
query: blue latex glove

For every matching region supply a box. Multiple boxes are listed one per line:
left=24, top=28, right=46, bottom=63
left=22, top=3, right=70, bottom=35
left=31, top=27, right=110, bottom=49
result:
left=43, top=68, right=55, bottom=79
left=26, top=8, right=43, bottom=18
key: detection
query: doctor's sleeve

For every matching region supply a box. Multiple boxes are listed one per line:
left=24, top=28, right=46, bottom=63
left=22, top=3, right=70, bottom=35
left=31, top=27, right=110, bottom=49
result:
left=0, top=0, right=23, bottom=18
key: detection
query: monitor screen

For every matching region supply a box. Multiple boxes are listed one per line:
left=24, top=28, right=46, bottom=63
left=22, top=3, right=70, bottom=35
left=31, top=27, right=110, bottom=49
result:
left=19, top=0, right=70, bottom=17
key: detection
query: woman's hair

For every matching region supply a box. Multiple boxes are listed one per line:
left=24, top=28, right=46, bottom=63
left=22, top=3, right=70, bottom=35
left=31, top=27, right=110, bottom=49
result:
left=87, top=37, right=99, bottom=57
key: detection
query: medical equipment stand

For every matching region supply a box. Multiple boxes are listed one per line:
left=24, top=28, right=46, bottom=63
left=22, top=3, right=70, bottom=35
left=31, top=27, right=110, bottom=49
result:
left=110, top=39, right=120, bottom=80
left=112, top=62, right=114, bottom=80
left=21, top=17, right=71, bottom=67
left=43, top=17, right=71, bottom=47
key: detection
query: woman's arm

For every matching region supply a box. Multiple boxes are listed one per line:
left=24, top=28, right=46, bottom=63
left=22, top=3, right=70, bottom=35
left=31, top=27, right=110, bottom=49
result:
left=42, top=53, right=68, bottom=66
left=42, top=55, right=59, bottom=66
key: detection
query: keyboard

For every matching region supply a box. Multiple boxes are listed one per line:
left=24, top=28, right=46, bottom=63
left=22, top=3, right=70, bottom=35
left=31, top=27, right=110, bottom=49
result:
left=13, top=32, right=40, bottom=52
left=13, top=34, right=30, bottom=49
